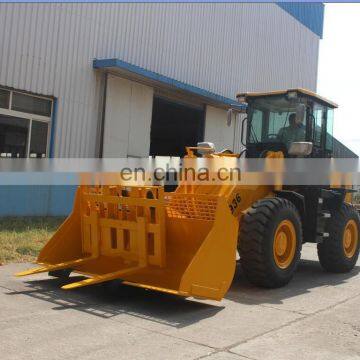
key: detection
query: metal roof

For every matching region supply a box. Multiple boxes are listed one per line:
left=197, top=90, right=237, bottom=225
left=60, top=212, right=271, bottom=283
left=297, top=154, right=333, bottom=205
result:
left=236, top=88, right=338, bottom=108
left=93, top=58, right=245, bottom=111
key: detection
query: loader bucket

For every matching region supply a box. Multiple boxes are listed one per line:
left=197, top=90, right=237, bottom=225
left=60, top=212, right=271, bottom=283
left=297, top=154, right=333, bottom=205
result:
left=17, top=185, right=239, bottom=301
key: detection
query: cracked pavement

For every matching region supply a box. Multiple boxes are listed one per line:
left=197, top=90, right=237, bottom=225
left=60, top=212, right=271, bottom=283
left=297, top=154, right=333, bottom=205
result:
left=1, top=244, right=360, bottom=360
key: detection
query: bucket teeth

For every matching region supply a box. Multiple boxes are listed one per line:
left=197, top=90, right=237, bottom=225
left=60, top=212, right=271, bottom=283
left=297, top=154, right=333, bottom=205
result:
left=61, top=266, right=144, bottom=290
left=15, top=258, right=93, bottom=277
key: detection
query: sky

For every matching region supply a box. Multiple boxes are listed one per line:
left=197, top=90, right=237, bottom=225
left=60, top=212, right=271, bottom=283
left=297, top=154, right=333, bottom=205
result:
left=317, top=4, right=360, bottom=156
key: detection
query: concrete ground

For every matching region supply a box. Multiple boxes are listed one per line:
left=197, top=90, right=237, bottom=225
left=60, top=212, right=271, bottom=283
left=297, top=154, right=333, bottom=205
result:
left=1, top=244, right=360, bottom=360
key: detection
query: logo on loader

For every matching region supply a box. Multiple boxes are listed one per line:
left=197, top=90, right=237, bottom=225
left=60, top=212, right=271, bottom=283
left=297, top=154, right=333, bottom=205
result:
left=229, top=193, right=241, bottom=215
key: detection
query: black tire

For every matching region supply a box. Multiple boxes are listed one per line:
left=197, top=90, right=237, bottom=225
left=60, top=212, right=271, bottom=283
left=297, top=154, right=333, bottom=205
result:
left=238, top=198, right=302, bottom=288
left=48, top=269, right=72, bottom=278
left=317, top=203, right=360, bottom=273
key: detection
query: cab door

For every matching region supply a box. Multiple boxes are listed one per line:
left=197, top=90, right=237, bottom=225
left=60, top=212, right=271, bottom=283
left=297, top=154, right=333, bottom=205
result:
left=307, top=103, right=330, bottom=157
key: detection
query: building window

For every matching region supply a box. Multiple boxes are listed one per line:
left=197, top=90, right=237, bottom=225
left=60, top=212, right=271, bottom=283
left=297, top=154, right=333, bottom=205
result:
left=29, top=120, right=49, bottom=156
left=0, top=116, right=29, bottom=157
left=0, top=89, right=10, bottom=109
left=12, top=92, right=52, bottom=117
left=0, top=87, right=52, bottom=158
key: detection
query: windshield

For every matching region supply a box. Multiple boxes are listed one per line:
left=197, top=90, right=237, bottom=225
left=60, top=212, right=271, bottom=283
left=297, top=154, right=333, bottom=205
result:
left=247, top=96, right=306, bottom=149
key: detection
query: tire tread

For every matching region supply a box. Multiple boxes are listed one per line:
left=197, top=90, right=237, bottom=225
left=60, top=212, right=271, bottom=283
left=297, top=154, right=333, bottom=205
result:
left=317, top=203, right=360, bottom=273
left=238, top=197, right=302, bottom=288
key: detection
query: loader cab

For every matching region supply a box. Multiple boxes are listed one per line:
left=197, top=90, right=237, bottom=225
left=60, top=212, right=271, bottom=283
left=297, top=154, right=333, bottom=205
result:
left=237, top=89, right=338, bottom=158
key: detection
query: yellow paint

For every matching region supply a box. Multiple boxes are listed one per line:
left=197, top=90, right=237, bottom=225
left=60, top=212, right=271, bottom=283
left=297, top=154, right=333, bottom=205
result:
left=17, top=146, right=277, bottom=301
left=273, top=219, right=297, bottom=269
left=343, top=219, right=358, bottom=259
left=264, top=151, right=284, bottom=191
left=18, top=139, right=353, bottom=300
left=15, top=89, right=355, bottom=301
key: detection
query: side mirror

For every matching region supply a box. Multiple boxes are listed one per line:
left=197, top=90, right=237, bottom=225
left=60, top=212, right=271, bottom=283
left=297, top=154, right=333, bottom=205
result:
left=295, top=103, right=306, bottom=125
left=288, top=142, right=313, bottom=156
left=226, top=109, right=233, bottom=127
left=226, top=106, right=245, bottom=127
left=196, top=142, right=216, bottom=155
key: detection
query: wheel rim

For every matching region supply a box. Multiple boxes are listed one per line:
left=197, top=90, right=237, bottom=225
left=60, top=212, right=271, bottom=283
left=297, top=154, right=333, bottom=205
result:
left=273, top=220, right=296, bottom=269
left=343, top=219, right=358, bottom=258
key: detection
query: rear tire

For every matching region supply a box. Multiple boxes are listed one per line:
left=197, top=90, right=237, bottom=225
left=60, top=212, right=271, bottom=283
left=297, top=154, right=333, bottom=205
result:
left=317, top=203, right=360, bottom=273
left=238, top=198, right=302, bottom=288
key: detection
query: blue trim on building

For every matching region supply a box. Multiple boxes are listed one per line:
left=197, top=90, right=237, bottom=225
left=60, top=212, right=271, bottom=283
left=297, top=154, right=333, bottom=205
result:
left=277, top=2, right=324, bottom=38
left=93, top=58, right=245, bottom=110
left=0, top=186, right=76, bottom=217
left=49, top=98, right=57, bottom=158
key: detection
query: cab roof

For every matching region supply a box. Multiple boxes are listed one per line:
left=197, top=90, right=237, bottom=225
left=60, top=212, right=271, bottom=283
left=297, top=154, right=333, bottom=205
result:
left=236, top=88, right=338, bottom=108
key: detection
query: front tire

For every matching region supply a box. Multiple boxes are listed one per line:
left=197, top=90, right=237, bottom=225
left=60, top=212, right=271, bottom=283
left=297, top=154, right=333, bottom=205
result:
left=238, top=198, right=302, bottom=288
left=317, top=203, right=360, bottom=273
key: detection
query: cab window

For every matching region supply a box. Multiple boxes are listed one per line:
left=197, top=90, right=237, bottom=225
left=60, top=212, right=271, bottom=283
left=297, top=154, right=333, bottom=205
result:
left=325, top=108, right=334, bottom=152
left=312, top=104, right=325, bottom=147
left=247, top=96, right=305, bottom=148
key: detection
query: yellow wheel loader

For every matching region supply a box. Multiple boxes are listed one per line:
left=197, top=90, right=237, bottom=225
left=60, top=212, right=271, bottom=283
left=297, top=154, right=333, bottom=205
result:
left=17, top=89, right=360, bottom=301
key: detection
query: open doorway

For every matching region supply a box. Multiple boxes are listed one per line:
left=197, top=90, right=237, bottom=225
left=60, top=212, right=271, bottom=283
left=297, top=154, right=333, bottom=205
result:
left=150, top=97, right=205, bottom=157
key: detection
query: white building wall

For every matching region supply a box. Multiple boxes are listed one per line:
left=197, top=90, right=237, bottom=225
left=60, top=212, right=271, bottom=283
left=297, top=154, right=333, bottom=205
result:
left=0, top=3, right=320, bottom=157
left=204, top=106, right=235, bottom=151
left=103, top=75, right=153, bottom=157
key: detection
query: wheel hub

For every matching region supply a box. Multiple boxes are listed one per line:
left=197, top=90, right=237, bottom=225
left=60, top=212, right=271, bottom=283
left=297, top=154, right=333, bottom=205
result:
left=275, top=232, right=287, bottom=256
left=343, top=220, right=358, bottom=258
left=273, top=220, right=296, bottom=269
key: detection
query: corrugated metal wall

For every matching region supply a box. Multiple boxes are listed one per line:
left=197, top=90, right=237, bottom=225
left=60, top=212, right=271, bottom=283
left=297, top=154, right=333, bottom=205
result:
left=0, top=3, right=320, bottom=157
